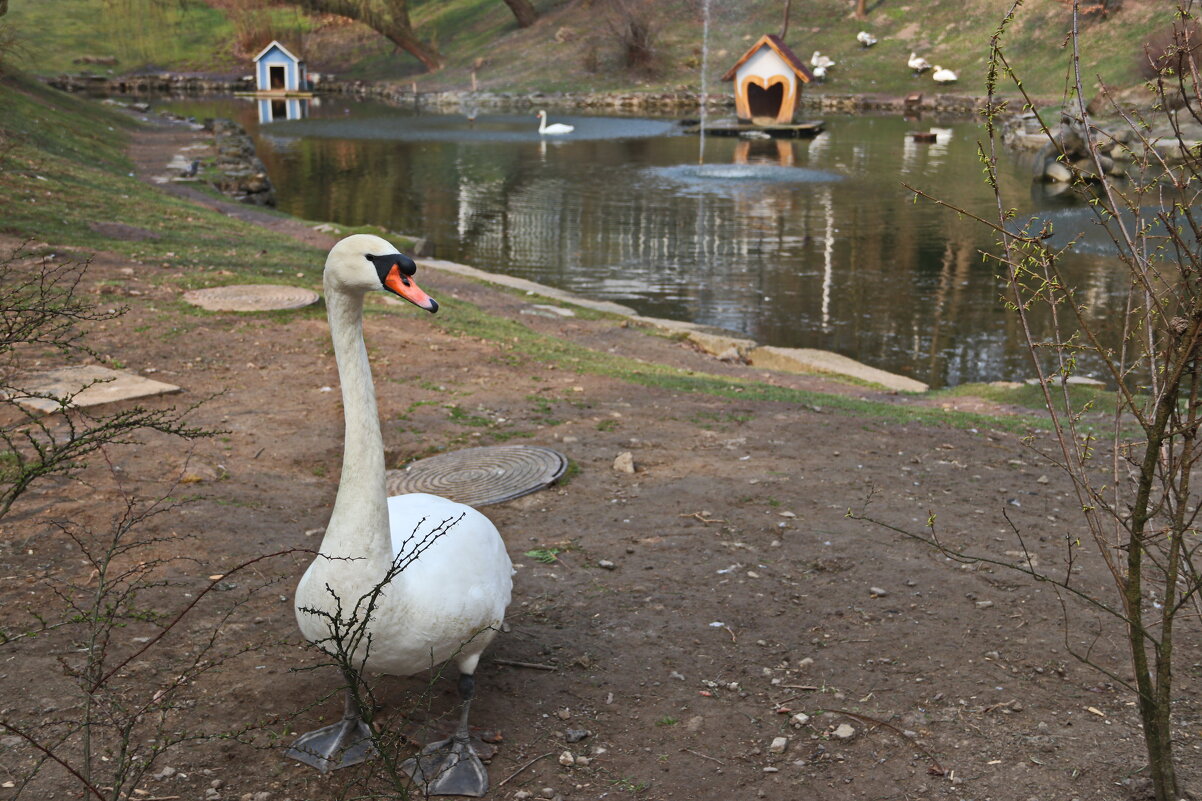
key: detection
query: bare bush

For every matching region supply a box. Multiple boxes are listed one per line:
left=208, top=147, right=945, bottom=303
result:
left=858, top=3, right=1202, bottom=800
left=605, top=0, right=658, bottom=72
left=0, top=246, right=210, bottom=517
left=1139, top=15, right=1202, bottom=82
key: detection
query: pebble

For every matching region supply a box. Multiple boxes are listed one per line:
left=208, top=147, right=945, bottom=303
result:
left=559, top=750, right=576, bottom=766
left=556, top=707, right=571, bottom=720
left=768, top=736, right=789, bottom=753
left=565, top=728, right=591, bottom=742
left=832, top=723, right=856, bottom=740
left=514, top=792, right=533, bottom=800
left=153, top=765, right=176, bottom=780
left=598, top=559, right=616, bottom=570
left=869, top=586, right=888, bottom=597
left=790, top=712, right=810, bottom=727
left=612, top=451, right=635, bottom=473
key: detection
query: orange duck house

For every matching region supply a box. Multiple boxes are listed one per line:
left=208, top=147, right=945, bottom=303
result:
left=721, top=34, right=813, bottom=125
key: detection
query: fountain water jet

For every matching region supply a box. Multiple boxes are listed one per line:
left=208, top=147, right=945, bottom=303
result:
left=698, top=0, right=710, bottom=165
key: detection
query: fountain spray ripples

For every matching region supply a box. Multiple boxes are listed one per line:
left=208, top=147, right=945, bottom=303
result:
left=651, top=163, right=844, bottom=187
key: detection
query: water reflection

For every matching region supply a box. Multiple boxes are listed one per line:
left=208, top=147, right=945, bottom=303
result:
left=257, top=97, right=309, bottom=124
left=152, top=96, right=1135, bottom=387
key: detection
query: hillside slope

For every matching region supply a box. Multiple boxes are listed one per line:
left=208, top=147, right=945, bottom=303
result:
left=1, top=0, right=1177, bottom=99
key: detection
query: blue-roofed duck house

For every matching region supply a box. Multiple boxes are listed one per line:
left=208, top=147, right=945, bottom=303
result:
left=253, top=40, right=308, bottom=94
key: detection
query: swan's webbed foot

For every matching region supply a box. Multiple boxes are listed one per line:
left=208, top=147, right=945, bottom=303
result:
left=400, top=731, right=490, bottom=797
left=285, top=715, right=377, bottom=773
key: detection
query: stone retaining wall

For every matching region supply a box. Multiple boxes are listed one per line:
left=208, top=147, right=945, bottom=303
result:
left=47, top=72, right=983, bottom=116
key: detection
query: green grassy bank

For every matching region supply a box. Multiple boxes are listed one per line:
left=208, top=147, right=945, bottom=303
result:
left=1, top=0, right=1178, bottom=100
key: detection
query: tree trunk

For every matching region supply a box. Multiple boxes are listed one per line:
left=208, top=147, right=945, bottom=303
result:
left=500, top=0, right=537, bottom=27
left=290, top=0, right=443, bottom=72
left=855, top=0, right=866, bottom=19
left=780, top=0, right=791, bottom=39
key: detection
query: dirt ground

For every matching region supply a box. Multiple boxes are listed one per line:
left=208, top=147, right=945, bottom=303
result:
left=1, top=116, right=1196, bottom=801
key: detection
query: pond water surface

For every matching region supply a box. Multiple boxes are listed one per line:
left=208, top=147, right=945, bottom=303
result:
left=154, top=96, right=1130, bottom=388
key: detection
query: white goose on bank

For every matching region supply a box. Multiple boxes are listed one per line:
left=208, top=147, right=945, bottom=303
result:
left=932, top=65, right=958, bottom=84
left=856, top=31, right=878, bottom=47
left=536, top=109, right=574, bottom=135
left=908, top=51, right=932, bottom=75
left=287, top=234, right=513, bottom=797
left=811, top=51, right=836, bottom=70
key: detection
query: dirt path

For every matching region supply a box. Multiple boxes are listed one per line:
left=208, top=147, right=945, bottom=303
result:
left=0, top=115, right=1184, bottom=801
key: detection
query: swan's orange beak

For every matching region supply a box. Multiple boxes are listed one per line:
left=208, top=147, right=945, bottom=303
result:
left=382, top=264, right=438, bottom=313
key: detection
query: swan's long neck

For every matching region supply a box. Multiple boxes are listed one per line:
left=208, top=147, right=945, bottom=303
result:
left=538, top=114, right=546, bottom=134
left=322, top=281, right=391, bottom=565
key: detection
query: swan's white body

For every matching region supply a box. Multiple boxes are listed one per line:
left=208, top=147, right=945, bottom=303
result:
left=289, top=235, right=512, bottom=791
left=812, top=64, right=827, bottom=82
left=856, top=31, right=877, bottom=47
left=810, top=51, right=835, bottom=70
left=536, top=110, right=574, bottom=135
left=908, top=52, right=932, bottom=73
left=932, top=66, right=958, bottom=84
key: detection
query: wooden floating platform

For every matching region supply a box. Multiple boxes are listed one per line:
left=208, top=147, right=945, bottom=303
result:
left=909, top=131, right=938, bottom=142
left=684, top=120, right=826, bottom=139
left=234, top=90, right=314, bottom=99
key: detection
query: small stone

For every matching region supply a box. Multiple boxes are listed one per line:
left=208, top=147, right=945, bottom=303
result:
left=790, top=712, right=810, bottom=727
left=575, top=755, right=591, bottom=767
left=768, top=736, right=789, bottom=753
left=153, top=766, right=176, bottom=780
left=869, top=586, right=888, bottom=597
left=556, top=707, right=571, bottom=720
left=796, top=657, right=814, bottom=669
left=976, top=600, right=995, bottom=609
left=832, top=723, right=856, bottom=740
left=685, top=715, right=704, bottom=732
left=514, top=792, right=533, bottom=801
left=598, top=559, right=616, bottom=570
left=558, top=750, right=576, bottom=766
left=565, top=728, right=590, bottom=743
left=1037, top=475, right=1050, bottom=484
left=612, top=451, right=635, bottom=473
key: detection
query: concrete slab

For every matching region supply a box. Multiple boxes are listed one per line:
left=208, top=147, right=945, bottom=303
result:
left=9, top=365, right=181, bottom=413
left=748, top=346, right=929, bottom=393
left=417, top=258, right=639, bottom=317
left=686, top=330, right=758, bottom=359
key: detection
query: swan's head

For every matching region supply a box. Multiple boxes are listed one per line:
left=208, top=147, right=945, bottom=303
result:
left=324, top=234, right=438, bottom=312
left=536, top=109, right=546, bottom=118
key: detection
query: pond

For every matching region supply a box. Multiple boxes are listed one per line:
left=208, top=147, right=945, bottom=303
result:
left=152, top=95, right=1131, bottom=389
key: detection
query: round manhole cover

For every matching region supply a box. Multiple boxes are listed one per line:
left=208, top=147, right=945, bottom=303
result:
left=182, top=284, right=319, bottom=312
left=385, top=445, right=568, bottom=507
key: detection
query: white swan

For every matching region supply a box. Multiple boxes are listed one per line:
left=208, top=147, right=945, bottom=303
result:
left=932, top=65, right=958, bottom=84
left=810, top=51, right=835, bottom=70
left=856, top=31, right=877, bottom=47
left=908, top=51, right=932, bottom=74
left=536, top=109, right=574, bottom=135
left=812, top=64, right=827, bottom=83
left=287, top=234, right=513, bottom=797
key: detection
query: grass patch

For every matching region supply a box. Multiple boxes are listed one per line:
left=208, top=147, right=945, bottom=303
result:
left=427, top=299, right=1047, bottom=433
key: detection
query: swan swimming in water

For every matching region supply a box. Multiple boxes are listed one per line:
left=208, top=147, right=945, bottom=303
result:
left=536, top=109, right=574, bottom=135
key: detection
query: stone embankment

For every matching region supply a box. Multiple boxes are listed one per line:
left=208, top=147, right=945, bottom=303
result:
left=47, top=72, right=983, bottom=117
left=1006, top=109, right=1202, bottom=183
left=206, top=118, right=275, bottom=206
left=49, top=73, right=253, bottom=95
